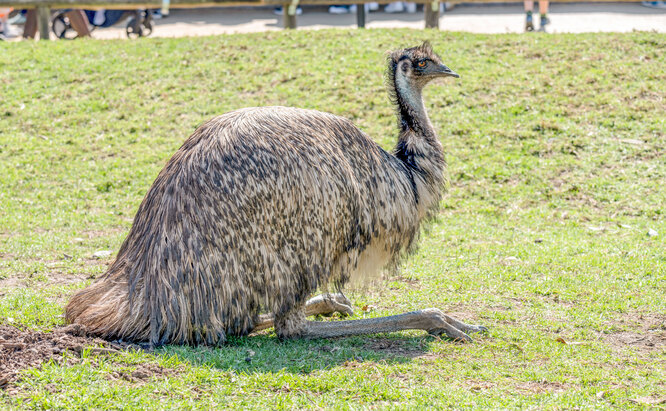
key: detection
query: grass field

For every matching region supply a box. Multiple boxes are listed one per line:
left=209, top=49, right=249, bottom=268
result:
left=0, top=30, right=664, bottom=409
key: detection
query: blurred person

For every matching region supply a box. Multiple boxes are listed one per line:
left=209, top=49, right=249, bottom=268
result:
left=329, top=3, right=378, bottom=14
left=384, top=2, right=417, bottom=13
left=524, top=0, right=549, bottom=32
left=0, top=8, right=19, bottom=39
left=641, top=1, right=666, bottom=8
left=160, top=0, right=170, bottom=17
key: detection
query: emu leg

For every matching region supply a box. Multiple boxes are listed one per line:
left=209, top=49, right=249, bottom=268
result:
left=250, top=293, right=354, bottom=333
left=303, top=293, right=354, bottom=317
left=301, top=308, right=487, bottom=342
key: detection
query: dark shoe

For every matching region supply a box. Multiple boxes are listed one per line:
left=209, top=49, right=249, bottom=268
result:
left=538, top=15, right=550, bottom=31
left=525, top=15, right=534, bottom=32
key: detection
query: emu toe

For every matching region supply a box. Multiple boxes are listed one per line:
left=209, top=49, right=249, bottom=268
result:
left=429, top=324, right=488, bottom=342
left=470, top=325, right=489, bottom=334
left=421, top=308, right=488, bottom=342
left=428, top=327, right=473, bottom=343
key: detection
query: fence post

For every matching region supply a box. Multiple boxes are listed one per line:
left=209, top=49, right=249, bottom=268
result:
left=424, top=1, right=439, bottom=29
left=356, top=4, right=365, bottom=28
left=283, top=3, right=296, bottom=28
left=37, top=5, right=50, bottom=40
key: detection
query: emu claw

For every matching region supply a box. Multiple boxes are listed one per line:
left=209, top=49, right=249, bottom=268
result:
left=429, top=325, right=487, bottom=342
left=428, top=327, right=473, bottom=343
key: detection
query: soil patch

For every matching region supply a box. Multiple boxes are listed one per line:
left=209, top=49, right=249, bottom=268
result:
left=106, top=362, right=180, bottom=384
left=0, top=324, right=140, bottom=390
left=601, top=313, right=666, bottom=355
left=515, top=380, right=569, bottom=394
left=604, top=329, right=666, bottom=354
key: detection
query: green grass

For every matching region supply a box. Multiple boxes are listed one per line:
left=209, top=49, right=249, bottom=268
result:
left=1, top=29, right=665, bottom=409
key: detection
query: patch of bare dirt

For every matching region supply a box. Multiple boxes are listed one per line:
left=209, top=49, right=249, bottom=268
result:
left=515, top=380, right=569, bottom=394
left=0, top=276, right=24, bottom=291
left=601, top=313, right=666, bottom=355
left=106, top=362, right=179, bottom=385
left=0, top=324, right=139, bottom=390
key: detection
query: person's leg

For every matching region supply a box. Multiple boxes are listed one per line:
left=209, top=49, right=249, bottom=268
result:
left=538, top=0, right=548, bottom=14
left=524, top=1, right=534, bottom=31
left=538, top=0, right=550, bottom=31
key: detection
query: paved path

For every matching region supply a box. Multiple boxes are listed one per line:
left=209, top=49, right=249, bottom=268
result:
left=85, top=2, right=666, bottom=39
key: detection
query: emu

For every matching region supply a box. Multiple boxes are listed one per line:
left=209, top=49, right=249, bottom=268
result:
left=66, top=42, right=487, bottom=347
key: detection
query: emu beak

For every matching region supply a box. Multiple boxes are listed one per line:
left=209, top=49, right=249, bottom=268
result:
left=435, top=64, right=460, bottom=78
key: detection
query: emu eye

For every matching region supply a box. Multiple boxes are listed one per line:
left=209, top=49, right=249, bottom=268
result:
left=417, top=60, right=427, bottom=68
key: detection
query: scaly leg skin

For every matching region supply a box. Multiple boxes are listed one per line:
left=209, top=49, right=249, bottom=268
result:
left=299, top=308, right=488, bottom=342
left=303, top=293, right=354, bottom=317
left=250, top=293, right=354, bottom=333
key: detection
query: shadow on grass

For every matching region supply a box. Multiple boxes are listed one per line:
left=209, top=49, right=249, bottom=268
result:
left=158, top=333, right=436, bottom=375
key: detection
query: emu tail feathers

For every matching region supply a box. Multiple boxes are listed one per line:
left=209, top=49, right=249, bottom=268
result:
left=65, top=279, right=149, bottom=342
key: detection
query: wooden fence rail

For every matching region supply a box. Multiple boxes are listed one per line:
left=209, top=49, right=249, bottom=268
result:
left=0, top=0, right=646, bottom=39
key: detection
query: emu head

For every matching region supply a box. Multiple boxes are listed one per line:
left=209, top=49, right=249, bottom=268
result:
left=388, top=41, right=459, bottom=90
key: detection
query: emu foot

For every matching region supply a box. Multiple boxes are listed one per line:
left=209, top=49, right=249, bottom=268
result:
left=304, top=293, right=354, bottom=317
left=300, top=308, right=487, bottom=341
left=424, top=309, right=488, bottom=343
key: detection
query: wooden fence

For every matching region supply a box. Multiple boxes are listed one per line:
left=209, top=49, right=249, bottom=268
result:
left=0, top=0, right=645, bottom=39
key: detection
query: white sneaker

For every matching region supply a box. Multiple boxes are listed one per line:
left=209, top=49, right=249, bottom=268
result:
left=384, top=2, right=405, bottom=13
left=405, top=2, right=417, bottom=13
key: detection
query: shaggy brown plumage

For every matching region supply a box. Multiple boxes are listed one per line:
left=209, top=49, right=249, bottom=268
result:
left=66, top=42, right=487, bottom=346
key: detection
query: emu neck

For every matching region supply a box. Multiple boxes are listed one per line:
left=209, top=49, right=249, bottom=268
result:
left=394, top=71, right=433, bottom=138
left=391, top=66, right=446, bottom=213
